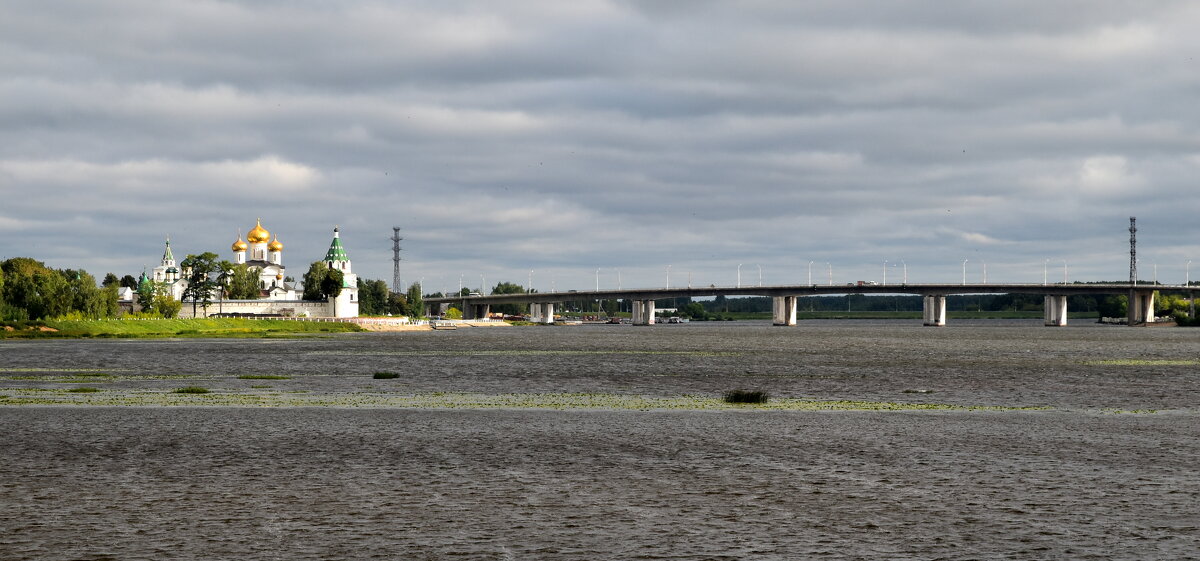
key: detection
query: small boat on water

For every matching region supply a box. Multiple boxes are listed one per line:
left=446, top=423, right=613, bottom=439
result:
left=429, top=321, right=458, bottom=330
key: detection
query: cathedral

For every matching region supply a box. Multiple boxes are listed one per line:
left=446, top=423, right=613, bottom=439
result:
left=230, top=219, right=296, bottom=299
left=146, top=220, right=358, bottom=317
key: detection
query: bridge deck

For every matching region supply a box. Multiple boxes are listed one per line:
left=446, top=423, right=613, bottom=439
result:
left=427, top=283, right=1190, bottom=306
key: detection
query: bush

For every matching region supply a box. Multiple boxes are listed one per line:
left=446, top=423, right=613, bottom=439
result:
left=723, top=389, right=770, bottom=404
left=372, top=372, right=399, bottom=379
left=174, top=386, right=210, bottom=394
left=68, top=387, right=101, bottom=393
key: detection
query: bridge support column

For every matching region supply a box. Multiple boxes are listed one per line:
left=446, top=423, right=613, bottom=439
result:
left=529, top=303, right=556, bottom=324
left=773, top=296, right=798, bottom=326
left=1044, top=295, right=1068, bottom=326
left=631, top=300, right=655, bottom=325
left=462, top=303, right=489, bottom=320
left=1128, top=291, right=1155, bottom=325
left=923, top=295, right=947, bottom=326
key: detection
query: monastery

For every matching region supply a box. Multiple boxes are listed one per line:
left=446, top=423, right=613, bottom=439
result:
left=144, top=220, right=359, bottom=318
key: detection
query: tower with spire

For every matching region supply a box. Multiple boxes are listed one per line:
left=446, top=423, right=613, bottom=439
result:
left=323, top=226, right=359, bottom=317
left=152, top=238, right=180, bottom=284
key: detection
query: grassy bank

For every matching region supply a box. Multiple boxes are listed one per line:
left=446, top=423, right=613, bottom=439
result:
left=1, top=318, right=364, bottom=339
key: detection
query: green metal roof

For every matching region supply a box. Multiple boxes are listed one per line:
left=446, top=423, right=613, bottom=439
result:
left=324, top=230, right=350, bottom=262
left=162, top=238, right=174, bottom=263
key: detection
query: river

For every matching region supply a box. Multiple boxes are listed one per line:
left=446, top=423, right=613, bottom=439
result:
left=1, top=321, right=1197, bottom=559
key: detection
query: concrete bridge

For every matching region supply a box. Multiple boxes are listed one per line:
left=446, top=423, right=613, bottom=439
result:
left=425, top=283, right=1191, bottom=327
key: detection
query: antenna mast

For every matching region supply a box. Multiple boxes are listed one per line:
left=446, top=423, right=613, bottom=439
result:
left=1129, top=217, right=1137, bottom=286
left=390, top=226, right=403, bottom=293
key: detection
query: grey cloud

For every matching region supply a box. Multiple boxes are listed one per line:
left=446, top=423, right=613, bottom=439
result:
left=2, top=0, right=1199, bottom=289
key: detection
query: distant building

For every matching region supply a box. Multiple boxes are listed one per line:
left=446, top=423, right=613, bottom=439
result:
left=135, top=220, right=359, bottom=318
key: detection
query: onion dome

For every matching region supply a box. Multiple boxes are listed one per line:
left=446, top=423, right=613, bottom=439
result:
left=232, top=232, right=248, bottom=252
left=246, top=219, right=271, bottom=243
left=276, top=273, right=284, bottom=281
left=268, top=235, right=283, bottom=252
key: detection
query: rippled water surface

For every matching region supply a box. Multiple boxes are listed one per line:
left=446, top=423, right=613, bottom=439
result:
left=2, top=321, right=1198, bottom=559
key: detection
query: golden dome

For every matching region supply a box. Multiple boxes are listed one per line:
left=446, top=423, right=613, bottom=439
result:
left=247, top=219, right=270, bottom=243
left=275, top=273, right=284, bottom=280
left=232, top=233, right=248, bottom=252
left=268, top=235, right=283, bottom=252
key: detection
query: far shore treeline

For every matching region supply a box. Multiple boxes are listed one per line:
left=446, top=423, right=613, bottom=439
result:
left=0, top=256, right=420, bottom=322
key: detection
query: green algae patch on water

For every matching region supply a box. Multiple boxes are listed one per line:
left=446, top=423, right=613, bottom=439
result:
left=2, top=318, right=366, bottom=339
left=1084, top=359, right=1200, bottom=366
left=0, top=388, right=1047, bottom=412
left=307, top=350, right=742, bottom=358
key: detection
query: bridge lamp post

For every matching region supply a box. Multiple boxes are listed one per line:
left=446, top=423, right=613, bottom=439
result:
left=1062, top=260, right=1067, bottom=284
left=808, top=261, right=813, bottom=286
left=826, top=263, right=832, bottom=286
left=666, top=265, right=671, bottom=289
left=982, top=261, right=987, bottom=284
left=737, top=264, right=742, bottom=289
left=1043, top=259, right=1049, bottom=286
left=1153, top=262, right=1157, bottom=285
left=1187, top=260, right=1192, bottom=286
left=617, top=269, right=621, bottom=290
left=595, top=268, right=600, bottom=291
left=757, top=264, right=762, bottom=287
left=528, top=270, right=533, bottom=293
left=902, top=260, right=907, bottom=284
left=883, top=260, right=888, bottom=286
left=962, top=259, right=968, bottom=286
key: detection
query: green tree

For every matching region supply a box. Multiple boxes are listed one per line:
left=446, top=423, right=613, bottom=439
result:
left=302, top=262, right=343, bottom=301
left=444, top=307, right=462, bottom=319
left=489, top=281, right=526, bottom=315
left=357, top=279, right=392, bottom=315
left=1098, top=295, right=1127, bottom=318
left=181, top=252, right=221, bottom=317
left=153, top=285, right=182, bottom=318
left=321, top=268, right=344, bottom=300
left=136, top=273, right=156, bottom=314
left=120, top=275, right=138, bottom=289
left=220, top=262, right=262, bottom=300
left=406, top=282, right=424, bottom=318
left=102, top=273, right=120, bottom=287
left=63, top=269, right=110, bottom=319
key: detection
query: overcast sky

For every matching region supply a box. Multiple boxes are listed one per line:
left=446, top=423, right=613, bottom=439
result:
left=3, top=1, right=1199, bottom=293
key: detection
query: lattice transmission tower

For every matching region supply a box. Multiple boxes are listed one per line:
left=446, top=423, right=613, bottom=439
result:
left=1129, top=217, right=1137, bottom=286
left=391, top=226, right=403, bottom=293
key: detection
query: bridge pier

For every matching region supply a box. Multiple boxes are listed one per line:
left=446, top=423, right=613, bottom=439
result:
left=1044, top=295, right=1068, bottom=326
left=773, top=296, right=798, bottom=326
left=923, top=295, right=947, bottom=326
left=462, top=303, right=490, bottom=320
left=1128, top=290, right=1155, bottom=325
left=528, top=302, right=556, bottom=324
left=631, top=300, right=656, bottom=325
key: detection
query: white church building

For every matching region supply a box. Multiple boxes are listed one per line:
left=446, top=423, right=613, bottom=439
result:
left=147, top=220, right=359, bottom=318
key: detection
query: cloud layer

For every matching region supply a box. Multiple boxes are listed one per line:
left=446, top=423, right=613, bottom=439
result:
left=3, top=0, right=1199, bottom=290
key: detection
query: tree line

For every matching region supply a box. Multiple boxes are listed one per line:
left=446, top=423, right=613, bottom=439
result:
left=1, top=252, right=430, bottom=321
left=1, top=258, right=120, bottom=321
